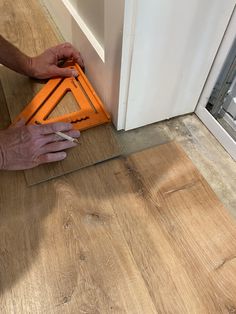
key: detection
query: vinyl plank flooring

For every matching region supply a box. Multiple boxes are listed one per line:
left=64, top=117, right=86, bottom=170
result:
left=103, top=142, right=236, bottom=313
left=0, top=159, right=155, bottom=313
left=73, top=141, right=236, bottom=313
left=0, top=0, right=59, bottom=56
left=1, top=141, right=236, bottom=313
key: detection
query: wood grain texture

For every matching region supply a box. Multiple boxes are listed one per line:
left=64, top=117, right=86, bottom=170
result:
left=0, top=164, right=155, bottom=314
left=106, top=143, right=236, bottom=313
left=1, top=141, right=236, bottom=313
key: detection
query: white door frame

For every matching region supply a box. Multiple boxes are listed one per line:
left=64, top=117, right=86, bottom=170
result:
left=195, top=6, right=236, bottom=161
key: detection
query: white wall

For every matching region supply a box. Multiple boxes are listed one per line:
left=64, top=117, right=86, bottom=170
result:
left=68, top=0, right=104, bottom=47
left=118, top=0, right=236, bottom=130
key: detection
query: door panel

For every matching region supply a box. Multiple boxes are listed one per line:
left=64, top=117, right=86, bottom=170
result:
left=119, top=0, right=236, bottom=130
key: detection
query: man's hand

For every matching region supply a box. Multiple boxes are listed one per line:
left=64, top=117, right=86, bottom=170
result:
left=28, top=43, right=85, bottom=79
left=0, top=36, right=84, bottom=79
left=0, top=120, right=80, bottom=170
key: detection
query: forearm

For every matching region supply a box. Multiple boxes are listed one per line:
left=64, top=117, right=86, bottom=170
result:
left=0, top=35, right=32, bottom=76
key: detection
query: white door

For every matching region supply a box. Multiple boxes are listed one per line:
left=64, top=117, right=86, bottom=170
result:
left=118, top=0, right=236, bottom=130
left=43, top=0, right=124, bottom=126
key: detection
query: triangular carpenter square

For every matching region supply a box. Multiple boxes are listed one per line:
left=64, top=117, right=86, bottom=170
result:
left=13, top=61, right=110, bottom=131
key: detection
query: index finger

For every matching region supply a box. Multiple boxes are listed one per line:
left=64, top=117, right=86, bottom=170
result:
left=39, top=122, right=73, bottom=135
left=57, top=43, right=84, bottom=68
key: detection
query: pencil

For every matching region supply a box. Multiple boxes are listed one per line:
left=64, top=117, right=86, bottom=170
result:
left=55, top=131, right=80, bottom=144
left=35, top=121, right=80, bottom=144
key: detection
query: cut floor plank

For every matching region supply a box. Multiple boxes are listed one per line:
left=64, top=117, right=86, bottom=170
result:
left=25, top=124, right=121, bottom=186
left=1, top=141, right=236, bottom=313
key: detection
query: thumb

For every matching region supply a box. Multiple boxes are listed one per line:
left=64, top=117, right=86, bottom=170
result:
left=50, top=65, right=78, bottom=78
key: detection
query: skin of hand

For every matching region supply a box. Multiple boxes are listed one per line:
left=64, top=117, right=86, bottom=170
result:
left=0, top=119, right=80, bottom=170
left=28, top=42, right=85, bottom=79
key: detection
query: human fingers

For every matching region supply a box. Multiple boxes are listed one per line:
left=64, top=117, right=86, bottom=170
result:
left=41, top=129, right=81, bottom=144
left=55, top=43, right=84, bottom=68
left=37, top=151, right=67, bottom=164
left=37, top=122, right=73, bottom=135
left=40, top=140, right=77, bottom=154
left=48, top=65, right=78, bottom=78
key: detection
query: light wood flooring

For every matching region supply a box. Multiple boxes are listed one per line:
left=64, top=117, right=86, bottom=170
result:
left=1, top=135, right=236, bottom=313
left=0, top=0, right=236, bottom=313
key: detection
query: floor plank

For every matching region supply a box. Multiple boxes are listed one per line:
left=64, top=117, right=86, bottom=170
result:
left=25, top=124, right=121, bottom=186
left=1, top=142, right=236, bottom=313
left=0, top=168, right=155, bottom=313
left=104, top=142, right=236, bottom=313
